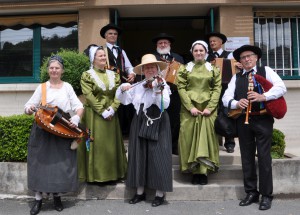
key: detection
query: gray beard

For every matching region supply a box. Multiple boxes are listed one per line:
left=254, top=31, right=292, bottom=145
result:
left=157, top=47, right=171, bottom=55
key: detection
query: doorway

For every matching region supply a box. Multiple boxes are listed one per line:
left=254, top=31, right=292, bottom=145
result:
left=118, top=16, right=211, bottom=67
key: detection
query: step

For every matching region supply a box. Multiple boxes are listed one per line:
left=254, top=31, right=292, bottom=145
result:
left=172, top=153, right=242, bottom=166
left=75, top=179, right=245, bottom=201
left=172, top=165, right=243, bottom=181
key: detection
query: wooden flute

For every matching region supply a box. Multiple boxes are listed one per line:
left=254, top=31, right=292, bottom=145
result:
left=245, top=72, right=254, bottom=124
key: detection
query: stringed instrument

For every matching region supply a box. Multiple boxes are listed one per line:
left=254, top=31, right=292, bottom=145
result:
left=35, top=104, right=88, bottom=139
left=34, top=82, right=88, bottom=139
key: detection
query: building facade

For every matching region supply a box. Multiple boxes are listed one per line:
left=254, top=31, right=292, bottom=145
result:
left=0, top=0, right=300, bottom=145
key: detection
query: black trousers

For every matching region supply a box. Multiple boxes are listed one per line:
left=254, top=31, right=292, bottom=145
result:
left=166, top=89, right=181, bottom=154
left=236, top=114, right=274, bottom=196
left=118, top=103, right=135, bottom=136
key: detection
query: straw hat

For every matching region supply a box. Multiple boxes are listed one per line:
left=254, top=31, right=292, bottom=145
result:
left=133, top=54, right=168, bottom=75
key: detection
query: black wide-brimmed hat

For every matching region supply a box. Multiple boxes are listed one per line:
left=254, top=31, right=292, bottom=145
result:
left=100, top=23, right=122, bottom=38
left=206, top=32, right=227, bottom=44
left=233, top=45, right=262, bottom=62
left=152, top=33, right=175, bottom=43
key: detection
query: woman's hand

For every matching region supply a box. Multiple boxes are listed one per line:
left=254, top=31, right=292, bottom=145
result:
left=200, top=108, right=211, bottom=116
left=69, top=115, right=80, bottom=128
left=25, top=105, right=36, bottom=115
left=121, top=83, right=132, bottom=92
left=190, top=107, right=201, bottom=116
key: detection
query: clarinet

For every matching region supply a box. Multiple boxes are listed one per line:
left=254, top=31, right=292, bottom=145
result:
left=245, top=72, right=254, bottom=124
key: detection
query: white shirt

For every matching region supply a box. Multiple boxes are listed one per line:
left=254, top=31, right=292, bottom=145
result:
left=116, top=79, right=171, bottom=114
left=24, top=81, right=83, bottom=114
left=106, top=42, right=134, bottom=74
left=206, top=48, right=233, bottom=60
left=222, top=66, right=287, bottom=109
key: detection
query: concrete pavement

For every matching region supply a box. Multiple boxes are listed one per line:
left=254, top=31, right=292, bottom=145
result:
left=1, top=198, right=300, bottom=215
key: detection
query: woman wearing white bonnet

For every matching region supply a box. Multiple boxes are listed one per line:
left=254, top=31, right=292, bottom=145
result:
left=176, top=40, right=221, bottom=185
left=77, top=45, right=127, bottom=184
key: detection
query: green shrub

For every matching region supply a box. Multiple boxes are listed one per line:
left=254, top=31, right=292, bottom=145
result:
left=40, top=48, right=90, bottom=96
left=0, top=115, right=34, bottom=162
left=271, top=128, right=286, bottom=159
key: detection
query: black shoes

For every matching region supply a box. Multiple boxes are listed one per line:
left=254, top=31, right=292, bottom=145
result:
left=191, top=174, right=200, bottom=185
left=152, top=196, right=165, bottom=207
left=259, top=196, right=273, bottom=210
left=192, top=174, right=208, bottom=185
left=224, top=139, right=235, bottom=153
left=225, top=145, right=234, bottom=153
left=129, top=193, right=146, bottom=204
left=239, top=192, right=260, bottom=206
left=199, top=174, right=208, bottom=185
left=30, top=200, right=42, bottom=215
left=53, top=196, right=64, bottom=212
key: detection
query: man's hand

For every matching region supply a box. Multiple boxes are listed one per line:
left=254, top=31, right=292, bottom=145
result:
left=247, top=91, right=266, bottom=103
left=237, top=98, right=249, bottom=109
left=127, top=73, right=135, bottom=83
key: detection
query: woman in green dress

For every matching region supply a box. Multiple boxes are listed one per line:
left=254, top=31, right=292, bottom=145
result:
left=176, top=40, right=221, bottom=185
left=78, top=45, right=127, bottom=183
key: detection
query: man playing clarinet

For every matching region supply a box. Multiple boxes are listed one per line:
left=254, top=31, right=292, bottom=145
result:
left=222, top=45, right=286, bottom=211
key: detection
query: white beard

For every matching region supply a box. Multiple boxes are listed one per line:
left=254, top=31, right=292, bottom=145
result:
left=157, top=47, right=171, bottom=55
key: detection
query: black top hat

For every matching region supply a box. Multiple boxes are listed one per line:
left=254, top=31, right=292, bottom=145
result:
left=206, top=32, right=227, bottom=44
left=100, top=23, right=122, bottom=38
left=152, top=33, right=175, bottom=43
left=233, top=45, right=262, bottom=62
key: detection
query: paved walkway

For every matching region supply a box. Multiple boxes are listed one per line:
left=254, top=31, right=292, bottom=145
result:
left=1, top=198, right=300, bottom=215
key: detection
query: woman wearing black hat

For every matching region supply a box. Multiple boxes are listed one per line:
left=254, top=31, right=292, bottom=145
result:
left=25, top=55, right=84, bottom=215
left=223, top=45, right=287, bottom=210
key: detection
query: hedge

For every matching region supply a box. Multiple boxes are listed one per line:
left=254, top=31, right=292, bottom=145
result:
left=0, top=114, right=34, bottom=162
left=0, top=113, right=287, bottom=162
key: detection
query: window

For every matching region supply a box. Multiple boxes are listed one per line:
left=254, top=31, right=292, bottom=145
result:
left=254, top=16, right=300, bottom=79
left=0, top=14, right=78, bottom=83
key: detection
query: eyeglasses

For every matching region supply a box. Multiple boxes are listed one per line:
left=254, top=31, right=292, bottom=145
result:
left=240, top=53, right=256, bottom=61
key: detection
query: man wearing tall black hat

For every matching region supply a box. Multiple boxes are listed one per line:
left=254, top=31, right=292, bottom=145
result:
left=100, top=23, right=135, bottom=83
left=152, top=33, right=184, bottom=155
left=222, top=45, right=286, bottom=211
left=100, top=23, right=135, bottom=135
left=206, top=32, right=242, bottom=153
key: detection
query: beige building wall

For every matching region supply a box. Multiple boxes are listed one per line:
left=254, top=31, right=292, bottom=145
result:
left=78, top=8, right=110, bottom=52
left=219, top=6, right=253, bottom=44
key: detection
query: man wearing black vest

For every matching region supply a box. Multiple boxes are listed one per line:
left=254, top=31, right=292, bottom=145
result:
left=206, top=32, right=241, bottom=153
left=100, top=23, right=135, bottom=135
left=222, top=45, right=286, bottom=210
left=152, top=33, right=184, bottom=155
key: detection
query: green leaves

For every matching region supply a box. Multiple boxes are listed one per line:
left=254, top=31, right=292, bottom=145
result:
left=0, top=115, right=34, bottom=162
left=271, top=128, right=286, bottom=159
left=40, top=48, right=90, bottom=96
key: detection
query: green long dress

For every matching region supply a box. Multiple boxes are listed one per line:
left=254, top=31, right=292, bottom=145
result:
left=78, top=68, right=127, bottom=182
left=176, top=60, right=221, bottom=175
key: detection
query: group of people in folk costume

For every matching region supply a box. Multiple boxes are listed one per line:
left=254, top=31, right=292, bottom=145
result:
left=24, top=23, right=286, bottom=215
